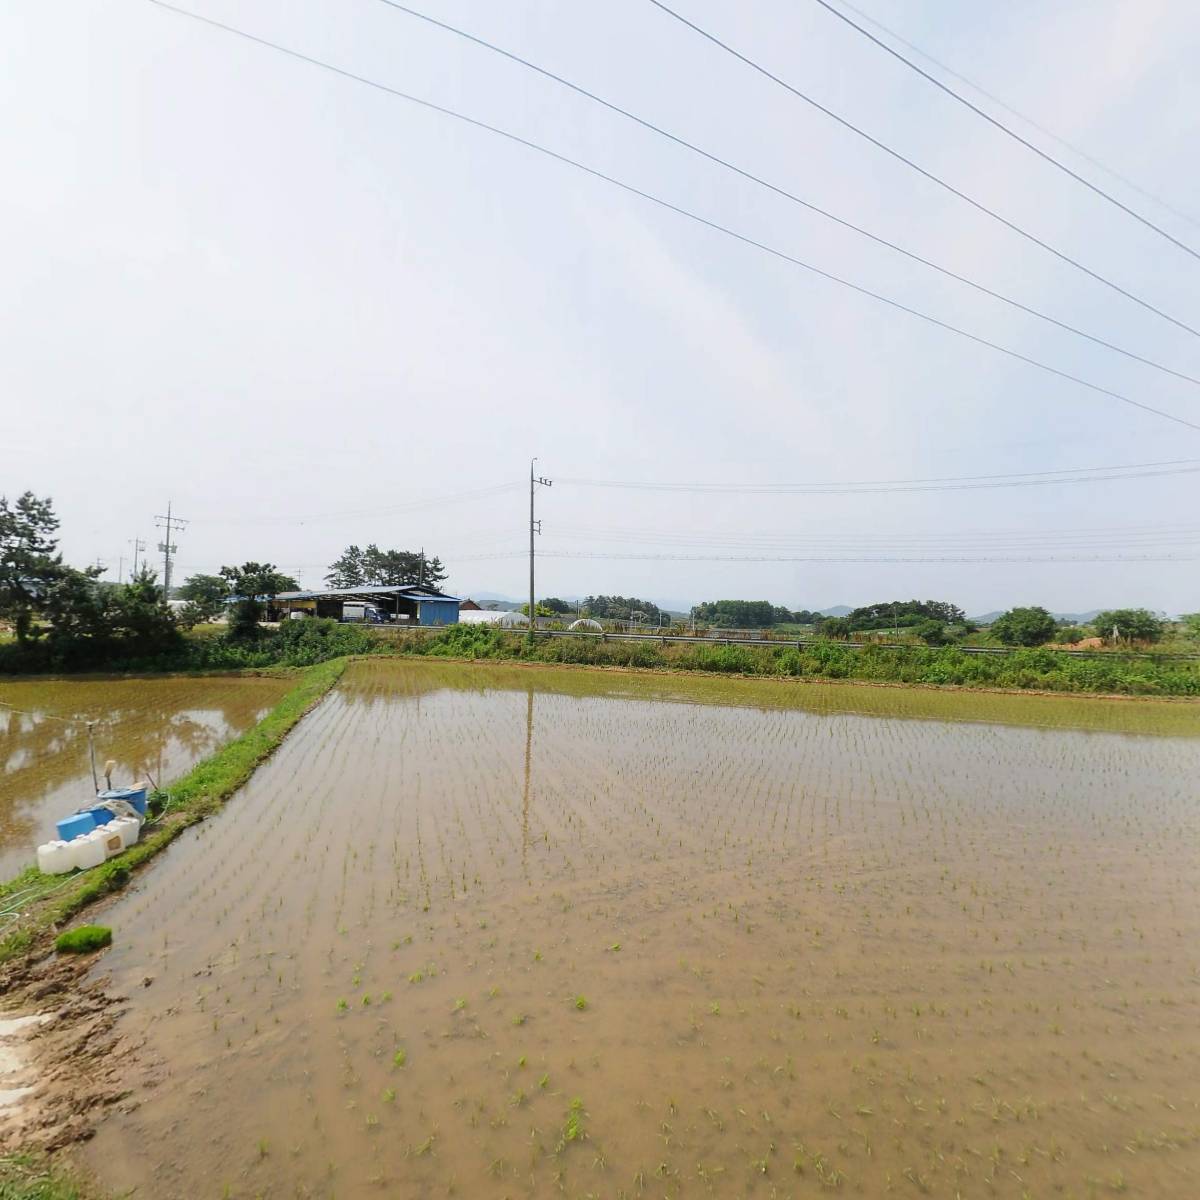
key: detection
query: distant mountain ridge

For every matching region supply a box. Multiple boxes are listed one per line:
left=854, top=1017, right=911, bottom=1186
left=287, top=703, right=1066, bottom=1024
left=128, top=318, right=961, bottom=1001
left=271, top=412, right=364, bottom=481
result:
left=969, top=609, right=1104, bottom=626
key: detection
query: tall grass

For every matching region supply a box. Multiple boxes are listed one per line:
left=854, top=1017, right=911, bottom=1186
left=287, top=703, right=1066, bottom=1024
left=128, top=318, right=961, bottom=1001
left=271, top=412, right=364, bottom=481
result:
left=401, top=627, right=1200, bottom=696
left=0, top=619, right=376, bottom=675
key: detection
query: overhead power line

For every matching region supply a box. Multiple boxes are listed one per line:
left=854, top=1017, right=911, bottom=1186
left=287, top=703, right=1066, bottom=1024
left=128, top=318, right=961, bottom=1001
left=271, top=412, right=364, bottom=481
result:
left=187, top=481, right=522, bottom=525
left=834, top=0, right=1200, bottom=234
left=558, top=458, right=1200, bottom=494
left=545, top=522, right=1200, bottom=549
left=645, top=0, right=1200, bottom=340
left=140, top=2, right=1200, bottom=435
left=452, top=549, right=1199, bottom=565
left=809, top=0, right=1200, bottom=260
left=372, top=0, right=1200, bottom=388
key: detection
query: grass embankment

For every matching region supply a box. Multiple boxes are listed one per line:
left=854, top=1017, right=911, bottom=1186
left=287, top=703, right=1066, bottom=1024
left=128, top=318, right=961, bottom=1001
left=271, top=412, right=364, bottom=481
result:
left=0, top=619, right=378, bottom=675
left=401, top=624, right=1200, bottom=696
left=0, top=657, right=347, bottom=964
left=0, top=1155, right=101, bottom=1200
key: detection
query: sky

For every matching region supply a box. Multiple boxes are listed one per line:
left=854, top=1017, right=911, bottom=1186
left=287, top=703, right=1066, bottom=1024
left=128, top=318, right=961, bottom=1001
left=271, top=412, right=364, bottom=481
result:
left=2, top=0, right=1198, bottom=616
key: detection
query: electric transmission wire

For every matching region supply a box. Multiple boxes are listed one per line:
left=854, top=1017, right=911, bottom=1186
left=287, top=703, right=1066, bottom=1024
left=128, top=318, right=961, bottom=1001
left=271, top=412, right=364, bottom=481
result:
left=370, top=0, right=1200, bottom=388
left=187, top=482, right=522, bottom=525
left=455, top=548, right=1199, bottom=565
left=645, top=0, right=1200, bottom=340
left=809, top=0, right=1200, bottom=260
left=558, top=458, right=1200, bottom=494
left=546, top=521, right=1200, bottom=549
left=834, top=0, right=1200, bottom=234
left=140, top=2, right=1200, bottom=435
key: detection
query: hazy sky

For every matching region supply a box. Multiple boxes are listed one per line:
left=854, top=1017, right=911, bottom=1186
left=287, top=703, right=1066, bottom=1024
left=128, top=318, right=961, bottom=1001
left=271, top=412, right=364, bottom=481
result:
left=3, top=0, right=1198, bottom=614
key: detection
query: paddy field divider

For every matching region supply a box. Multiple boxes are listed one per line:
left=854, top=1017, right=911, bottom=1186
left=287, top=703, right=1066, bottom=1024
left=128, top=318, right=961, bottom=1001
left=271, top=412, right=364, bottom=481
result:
left=0, top=656, right=349, bottom=964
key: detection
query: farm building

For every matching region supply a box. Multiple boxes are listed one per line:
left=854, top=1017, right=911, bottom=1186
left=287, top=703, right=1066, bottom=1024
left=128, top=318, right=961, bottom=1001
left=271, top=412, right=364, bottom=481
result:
left=271, top=585, right=461, bottom=625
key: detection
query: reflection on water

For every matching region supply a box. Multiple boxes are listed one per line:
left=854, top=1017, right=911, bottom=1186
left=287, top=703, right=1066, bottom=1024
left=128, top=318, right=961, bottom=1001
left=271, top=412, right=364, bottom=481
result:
left=81, top=660, right=1200, bottom=1198
left=0, top=675, right=293, bottom=877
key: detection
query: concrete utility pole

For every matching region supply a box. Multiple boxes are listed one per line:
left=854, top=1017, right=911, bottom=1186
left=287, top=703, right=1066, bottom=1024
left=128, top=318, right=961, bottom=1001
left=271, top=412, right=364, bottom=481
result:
left=528, top=458, right=552, bottom=638
left=154, top=502, right=188, bottom=603
left=129, top=537, right=146, bottom=578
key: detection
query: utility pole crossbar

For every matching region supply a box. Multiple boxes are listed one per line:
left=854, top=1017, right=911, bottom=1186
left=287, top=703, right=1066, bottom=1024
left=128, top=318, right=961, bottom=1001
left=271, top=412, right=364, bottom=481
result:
left=529, top=459, right=552, bottom=637
left=154, top=502, right=188, bottom=603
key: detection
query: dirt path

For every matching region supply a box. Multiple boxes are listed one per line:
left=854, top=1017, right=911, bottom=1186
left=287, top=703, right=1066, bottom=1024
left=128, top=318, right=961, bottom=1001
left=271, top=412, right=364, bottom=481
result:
left=0, top=950, right=134, bottom=1153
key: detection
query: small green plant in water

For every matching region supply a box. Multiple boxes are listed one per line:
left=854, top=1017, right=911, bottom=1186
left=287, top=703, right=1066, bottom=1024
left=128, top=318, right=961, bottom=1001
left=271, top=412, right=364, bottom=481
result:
left=573, top=995, right=588, bottom=1011
left=557, top=1097, right=587, bottom=1152
left=393, top=1048, right=407, bottom=1068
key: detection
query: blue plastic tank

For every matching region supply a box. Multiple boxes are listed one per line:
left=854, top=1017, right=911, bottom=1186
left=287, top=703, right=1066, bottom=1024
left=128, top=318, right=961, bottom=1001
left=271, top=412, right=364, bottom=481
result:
left=56, top=811, right=97, bottom=842
left=88, top=807, right=115, bottom=826
left=97, top=786, right=148, bottom=817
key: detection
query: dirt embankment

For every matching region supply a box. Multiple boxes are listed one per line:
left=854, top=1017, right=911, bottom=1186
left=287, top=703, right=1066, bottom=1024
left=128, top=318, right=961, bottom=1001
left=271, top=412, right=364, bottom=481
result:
left=0, top=950, right=135, bottom=1153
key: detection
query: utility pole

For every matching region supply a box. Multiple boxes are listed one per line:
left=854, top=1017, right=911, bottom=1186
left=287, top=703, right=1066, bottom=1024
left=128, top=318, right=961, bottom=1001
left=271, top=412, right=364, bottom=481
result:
left=529, top=458, right=552, bottom=638
left=155, top=502, right=188, bottom=603
left=117, top=555, right=124, bottom=584
left=129, top=536, right=146, bottom=578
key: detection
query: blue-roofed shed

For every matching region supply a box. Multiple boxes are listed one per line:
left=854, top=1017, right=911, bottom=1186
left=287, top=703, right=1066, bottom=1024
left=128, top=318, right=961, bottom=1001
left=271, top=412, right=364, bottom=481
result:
left=271, top=585, right=461, bottom=626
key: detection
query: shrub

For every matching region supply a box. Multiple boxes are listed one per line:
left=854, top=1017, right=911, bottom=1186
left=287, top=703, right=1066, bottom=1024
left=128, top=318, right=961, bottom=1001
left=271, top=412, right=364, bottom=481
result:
left=912, top=619, right=948, bottom=646
left=990, top=606, right=1057, bottom=647
left=1093, top=608, right=1165, bottom=643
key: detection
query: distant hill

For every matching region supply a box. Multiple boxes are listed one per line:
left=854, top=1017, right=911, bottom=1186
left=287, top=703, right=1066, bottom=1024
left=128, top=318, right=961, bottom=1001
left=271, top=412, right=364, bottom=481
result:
left=817, top=605, right=853, bottom=617
left=970, top=609, right=1104, bottom=626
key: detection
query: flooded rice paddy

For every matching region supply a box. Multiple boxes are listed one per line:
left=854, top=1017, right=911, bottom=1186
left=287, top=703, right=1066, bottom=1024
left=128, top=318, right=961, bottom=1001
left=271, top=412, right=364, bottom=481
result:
left=0, top=675, right=293, bottom=878
left=84, top=660, right=1199, bottom=1198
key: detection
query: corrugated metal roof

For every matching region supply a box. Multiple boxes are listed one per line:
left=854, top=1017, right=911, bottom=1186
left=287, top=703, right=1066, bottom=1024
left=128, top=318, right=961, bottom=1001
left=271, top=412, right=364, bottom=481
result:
left=274, top=585, right=462, bottom=602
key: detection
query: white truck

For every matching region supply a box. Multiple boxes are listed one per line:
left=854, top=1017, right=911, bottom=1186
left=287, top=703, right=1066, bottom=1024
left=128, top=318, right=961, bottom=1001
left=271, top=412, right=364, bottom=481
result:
left=342, top=602, right=388, bottom=624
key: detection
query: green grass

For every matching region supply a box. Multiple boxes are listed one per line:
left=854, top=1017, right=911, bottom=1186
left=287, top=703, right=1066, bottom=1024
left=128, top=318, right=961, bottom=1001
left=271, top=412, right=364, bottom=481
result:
left=54, top=925, right=111, bottom=954
left=0, top=1155, right=105, bottom=1200
left=0, top=656, right=348, bottom=964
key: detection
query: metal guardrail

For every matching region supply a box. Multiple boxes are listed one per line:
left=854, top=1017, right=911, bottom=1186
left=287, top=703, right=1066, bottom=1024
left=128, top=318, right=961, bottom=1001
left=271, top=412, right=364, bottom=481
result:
left=530, top=628, right=1200, bottom=662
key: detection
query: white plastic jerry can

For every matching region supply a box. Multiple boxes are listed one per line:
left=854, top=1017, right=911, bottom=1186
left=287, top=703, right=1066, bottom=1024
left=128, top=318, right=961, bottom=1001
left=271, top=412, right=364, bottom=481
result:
left=72, top=831, right=107, bottom=871
left=37, top=840, right=75, bottom=875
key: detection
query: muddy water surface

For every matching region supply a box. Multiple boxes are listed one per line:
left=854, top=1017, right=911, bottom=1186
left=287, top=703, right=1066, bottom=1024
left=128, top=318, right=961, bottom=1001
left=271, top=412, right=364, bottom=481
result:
left=0, top=675, right=292, bottom=878
left=83, top=660, right=1200, bottom=1198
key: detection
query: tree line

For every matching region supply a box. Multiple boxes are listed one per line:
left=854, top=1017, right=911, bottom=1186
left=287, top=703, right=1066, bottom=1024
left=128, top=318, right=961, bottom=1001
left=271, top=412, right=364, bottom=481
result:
left=2, top=492, right=1192, bottom=669
left=0, top=493, right=457, bottom=665
left=325, top=545, right=447, bottom=589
